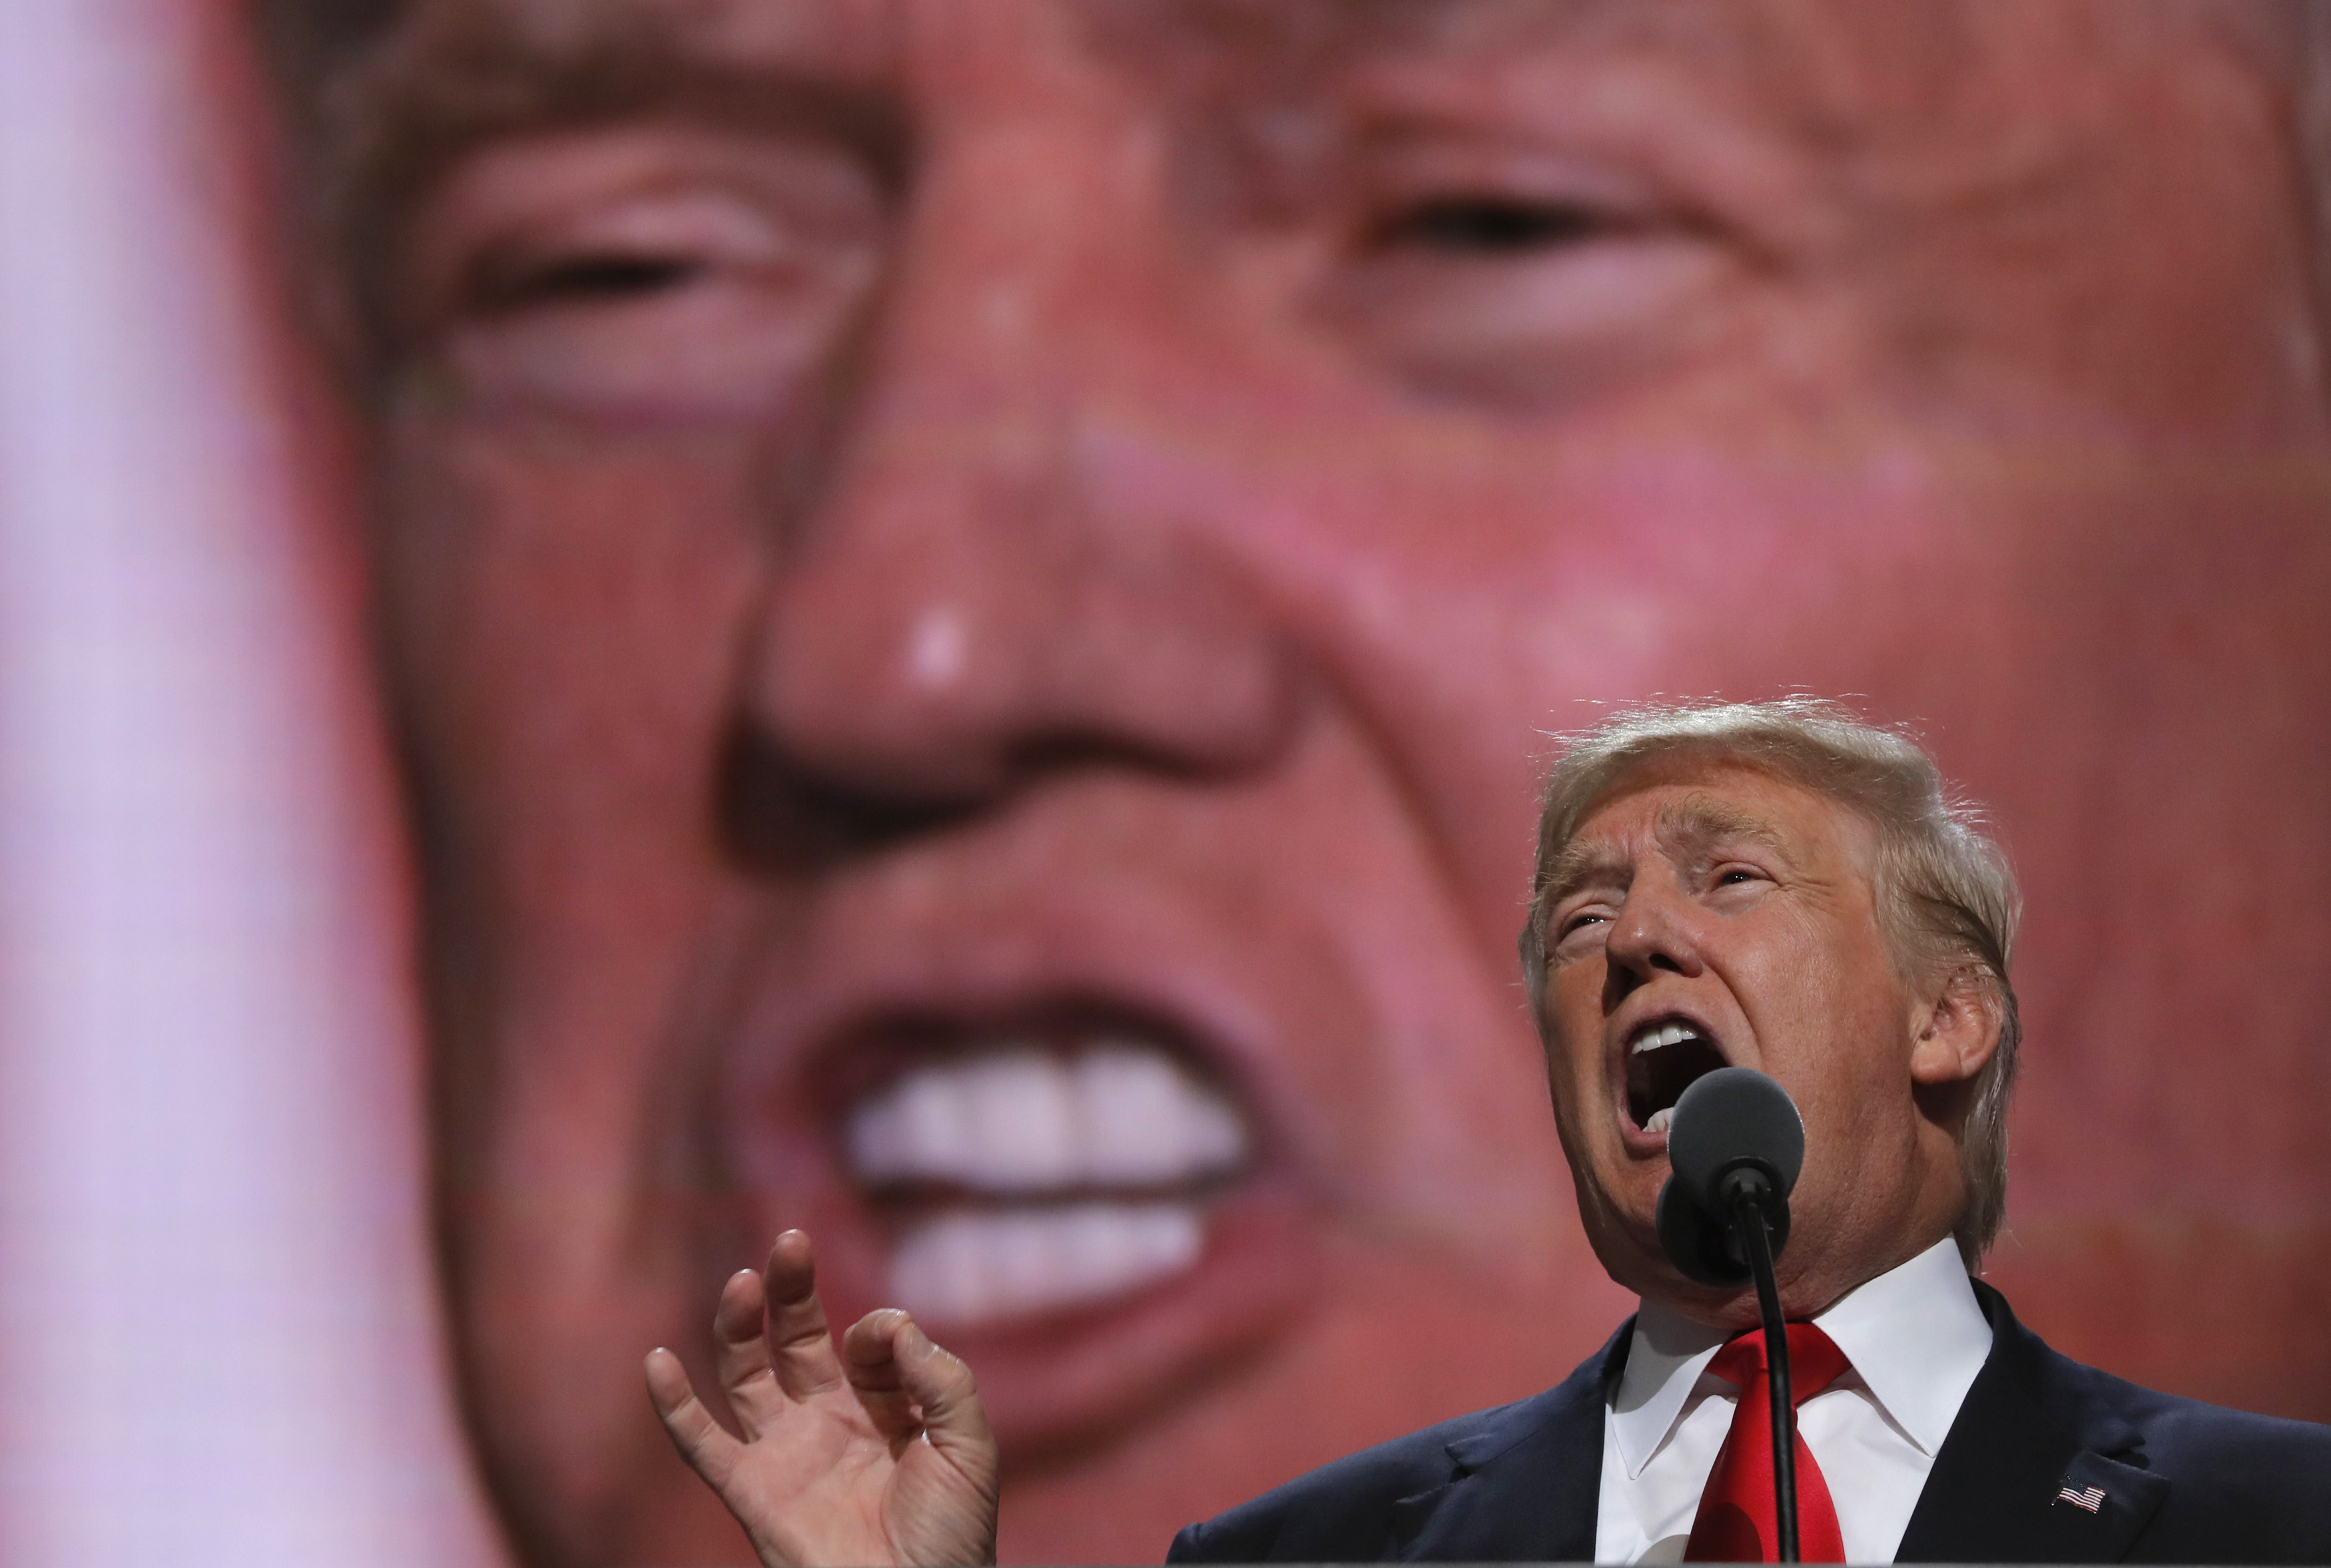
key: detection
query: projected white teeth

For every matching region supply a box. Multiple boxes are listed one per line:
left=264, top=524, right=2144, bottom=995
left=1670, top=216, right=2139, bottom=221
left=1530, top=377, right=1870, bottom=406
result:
left=1644, top=1105, right=1676, bottom=1135
left=890, top=1203, right=1205, bottom=1326
left=847, top=1044, right=1247, bottom=1191
left=844, top=1043, right=1250, bottom=1325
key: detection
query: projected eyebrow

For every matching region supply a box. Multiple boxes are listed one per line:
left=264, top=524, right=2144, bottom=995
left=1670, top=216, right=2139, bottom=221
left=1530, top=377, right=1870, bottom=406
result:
left=328, top=6, right=912, bottom=224
left=1110, top=0, right=1704, bottom=74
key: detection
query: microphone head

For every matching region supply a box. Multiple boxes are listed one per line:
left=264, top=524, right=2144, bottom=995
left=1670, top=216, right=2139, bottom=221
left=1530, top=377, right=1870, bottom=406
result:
left=1665, top=1065, right=1805, bottom=1213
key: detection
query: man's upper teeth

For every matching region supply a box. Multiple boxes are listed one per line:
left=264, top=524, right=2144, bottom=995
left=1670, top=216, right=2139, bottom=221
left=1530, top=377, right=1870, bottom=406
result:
left=845, top=1043, right=1248, bottom=1192
left=1631, top=1021, right=1702, bottom=1055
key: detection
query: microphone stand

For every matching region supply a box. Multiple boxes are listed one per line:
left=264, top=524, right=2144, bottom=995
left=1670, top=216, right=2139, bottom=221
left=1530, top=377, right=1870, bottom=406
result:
left=1722, top=1169, right=1798, bottom=1564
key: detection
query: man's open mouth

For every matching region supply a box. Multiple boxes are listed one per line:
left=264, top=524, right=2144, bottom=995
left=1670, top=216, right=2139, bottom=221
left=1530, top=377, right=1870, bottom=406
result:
left=1624, top=1017, right=1726, bottom=1135
left=837, top=1021, right=1253, bottom=1326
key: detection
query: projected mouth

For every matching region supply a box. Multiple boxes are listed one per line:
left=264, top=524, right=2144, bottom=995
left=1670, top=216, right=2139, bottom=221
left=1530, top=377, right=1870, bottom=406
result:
left=841, top=1033, right=1253, bottom=1326
left=1625, top=1019, right=1726, bottom=1135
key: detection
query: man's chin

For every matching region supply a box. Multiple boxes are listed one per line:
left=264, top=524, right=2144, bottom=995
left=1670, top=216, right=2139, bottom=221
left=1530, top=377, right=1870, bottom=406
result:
left=1573, top=1200, right=1664, bottom=1300
left=1570, top=1168, right=1759, bottom=1323
left=1568, top=1150, right=1669, bottom=1275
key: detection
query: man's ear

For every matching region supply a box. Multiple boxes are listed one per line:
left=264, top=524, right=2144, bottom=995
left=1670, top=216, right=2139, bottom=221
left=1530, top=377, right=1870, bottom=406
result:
left=1908, top=966, right=2004, bottom=1087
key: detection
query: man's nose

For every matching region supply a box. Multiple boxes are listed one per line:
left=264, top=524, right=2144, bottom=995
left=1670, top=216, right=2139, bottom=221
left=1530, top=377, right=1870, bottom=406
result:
left=727, top=104, right=1301, bottom=865
left=1601, top=886, right=1706, bottom=1001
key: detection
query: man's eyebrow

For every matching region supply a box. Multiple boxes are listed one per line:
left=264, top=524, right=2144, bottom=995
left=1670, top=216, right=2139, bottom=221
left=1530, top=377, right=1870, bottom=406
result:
left=1654, top=796, right=1791, bottom=863
left=1538, top=842, right=1632, bottom=909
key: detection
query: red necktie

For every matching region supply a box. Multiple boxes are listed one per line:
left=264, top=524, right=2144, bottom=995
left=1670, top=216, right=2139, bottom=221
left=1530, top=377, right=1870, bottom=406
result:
left=1684, top=1322, right=1853, bottom=1563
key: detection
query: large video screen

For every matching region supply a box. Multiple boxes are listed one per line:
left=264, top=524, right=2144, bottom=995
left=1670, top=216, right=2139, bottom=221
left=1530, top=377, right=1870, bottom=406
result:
left=4, top=2, right=2324, bottom=1564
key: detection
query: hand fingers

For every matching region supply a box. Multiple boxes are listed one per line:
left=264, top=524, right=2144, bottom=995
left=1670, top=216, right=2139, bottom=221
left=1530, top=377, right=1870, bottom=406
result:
left=710, top=1264, right=789, bottom=1437
left=761, top=1229, right=848, bottom=1401
left=839, top=1310, right=922, bottom=1441
left=645, top=1346, right=744, bottom=1491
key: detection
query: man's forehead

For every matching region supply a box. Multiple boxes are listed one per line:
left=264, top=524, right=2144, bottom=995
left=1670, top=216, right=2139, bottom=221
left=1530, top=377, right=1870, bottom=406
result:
left=1570, top=786, right=1788, bottom=861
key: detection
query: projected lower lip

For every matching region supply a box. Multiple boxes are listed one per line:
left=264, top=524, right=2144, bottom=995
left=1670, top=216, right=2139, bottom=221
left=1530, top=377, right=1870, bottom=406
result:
left=843, top=1040, right=1253, bottom=1326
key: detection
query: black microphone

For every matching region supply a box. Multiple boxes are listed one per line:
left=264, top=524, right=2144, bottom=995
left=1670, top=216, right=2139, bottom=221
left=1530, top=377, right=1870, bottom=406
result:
left=1654, top=1067, right=1808, bottom=1563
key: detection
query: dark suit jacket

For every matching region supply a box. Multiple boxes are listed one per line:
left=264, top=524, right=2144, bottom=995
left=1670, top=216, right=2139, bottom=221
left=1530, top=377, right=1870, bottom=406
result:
left=1167, top=1284, right=2331, bottom=1563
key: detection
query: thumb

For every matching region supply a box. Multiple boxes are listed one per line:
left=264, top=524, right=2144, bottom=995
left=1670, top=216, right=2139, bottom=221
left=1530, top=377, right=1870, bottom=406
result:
left=894, top=1320, right=993, bottom=1456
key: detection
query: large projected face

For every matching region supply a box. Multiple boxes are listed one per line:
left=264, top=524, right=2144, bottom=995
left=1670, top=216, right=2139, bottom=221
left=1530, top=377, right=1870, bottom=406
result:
left=334, top=1, right=2331, bottom=1562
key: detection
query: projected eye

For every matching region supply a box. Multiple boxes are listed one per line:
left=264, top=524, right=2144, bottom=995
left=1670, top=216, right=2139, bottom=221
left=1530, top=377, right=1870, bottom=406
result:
left=471, top=252, right=709, bottom=312
left=402, top=132, right=887, bottom=426
left=1316, top=142, right=1747, bottom=411
left=1367, top=195, right=1608, bottom=256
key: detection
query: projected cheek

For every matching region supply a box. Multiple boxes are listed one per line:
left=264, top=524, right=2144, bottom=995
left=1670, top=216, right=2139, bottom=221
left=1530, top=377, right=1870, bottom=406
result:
left=398, top=133, right=886, bottom=427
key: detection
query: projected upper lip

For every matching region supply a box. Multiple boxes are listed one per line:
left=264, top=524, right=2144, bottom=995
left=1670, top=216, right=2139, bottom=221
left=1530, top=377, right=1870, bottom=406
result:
left=1612, top=1009, right=1730, bottom=1141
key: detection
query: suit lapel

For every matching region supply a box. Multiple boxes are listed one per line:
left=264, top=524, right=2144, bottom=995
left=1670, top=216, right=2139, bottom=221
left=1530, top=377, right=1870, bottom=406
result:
left=1896, top=1284, right=2168, bottom=1563
left=1388, top=1322, right=1628, bottom=1562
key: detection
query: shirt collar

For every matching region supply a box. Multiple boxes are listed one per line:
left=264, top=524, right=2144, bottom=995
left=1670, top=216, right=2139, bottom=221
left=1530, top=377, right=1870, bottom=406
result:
left=1609, top=1294, right=1728, bottom=1479
left=1808, top=1235, right=1992, bottom=1455
left=1608, top=1236, right=1993, bottom=1478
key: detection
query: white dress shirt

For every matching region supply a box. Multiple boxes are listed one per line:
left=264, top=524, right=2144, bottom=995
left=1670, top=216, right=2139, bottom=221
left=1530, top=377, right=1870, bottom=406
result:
left=1594, top=1238, right=1993, bottom=1564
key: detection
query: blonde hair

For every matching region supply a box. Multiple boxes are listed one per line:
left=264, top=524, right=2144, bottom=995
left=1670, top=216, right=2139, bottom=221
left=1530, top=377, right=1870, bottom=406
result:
left=1518, top=697, right=2021, bottom=1266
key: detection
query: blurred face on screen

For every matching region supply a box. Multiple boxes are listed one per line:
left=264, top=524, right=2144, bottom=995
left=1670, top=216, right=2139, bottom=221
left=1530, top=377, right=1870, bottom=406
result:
left=318, top=0, right=2331, bottom=1562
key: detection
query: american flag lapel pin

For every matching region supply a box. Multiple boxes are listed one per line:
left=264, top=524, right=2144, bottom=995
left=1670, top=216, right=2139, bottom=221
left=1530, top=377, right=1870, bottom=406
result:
left=2055, top=1484, right=2107, bottom=1514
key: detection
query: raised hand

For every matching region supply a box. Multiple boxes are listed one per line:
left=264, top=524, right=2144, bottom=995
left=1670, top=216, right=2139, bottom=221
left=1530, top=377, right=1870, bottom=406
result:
left=644, top=1230, right=1000, bottom=1567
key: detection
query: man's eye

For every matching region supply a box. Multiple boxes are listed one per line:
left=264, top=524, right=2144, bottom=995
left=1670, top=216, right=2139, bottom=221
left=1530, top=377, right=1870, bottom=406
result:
left=1369, top=196, right=1605, bottom=256
left=472, top=252, right=707, bottom=314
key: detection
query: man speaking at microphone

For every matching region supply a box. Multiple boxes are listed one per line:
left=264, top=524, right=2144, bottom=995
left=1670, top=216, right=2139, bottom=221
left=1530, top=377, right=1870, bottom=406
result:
left=641, top=698, right=2331, bottom=1564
